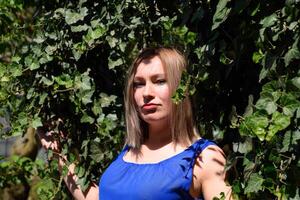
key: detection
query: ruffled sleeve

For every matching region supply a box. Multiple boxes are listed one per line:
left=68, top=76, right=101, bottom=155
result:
left=181, top=139, right=216, bottom=193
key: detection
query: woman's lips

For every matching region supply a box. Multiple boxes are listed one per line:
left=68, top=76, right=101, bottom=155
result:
left=142, top=104, right=158, bottom=111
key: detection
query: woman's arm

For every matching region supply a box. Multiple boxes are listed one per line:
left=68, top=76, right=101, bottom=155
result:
left=38, top=129, right=99, bottom=200
left=58, top=158, right=99, bottom=200
left=191, top=145, right=232, bottom=200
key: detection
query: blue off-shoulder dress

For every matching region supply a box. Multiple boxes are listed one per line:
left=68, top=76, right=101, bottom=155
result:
left=99, top=138, right=216, bottom=200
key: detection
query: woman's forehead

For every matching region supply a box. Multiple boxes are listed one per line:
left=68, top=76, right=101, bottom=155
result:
left=134, top=56, right=166, bottom=77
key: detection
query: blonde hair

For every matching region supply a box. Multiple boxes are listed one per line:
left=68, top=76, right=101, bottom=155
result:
left=124, top=47, right=198, bottom=149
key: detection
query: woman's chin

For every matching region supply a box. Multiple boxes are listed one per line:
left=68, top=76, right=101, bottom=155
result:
left=142, top=115, right=170, bottom=125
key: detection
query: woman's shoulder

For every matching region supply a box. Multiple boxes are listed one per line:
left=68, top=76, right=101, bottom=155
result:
left=194, top=143, right=226, bottom=180
left=200, top=144, right=226, bottom=165
left=189, top=137, right=216, bottom=151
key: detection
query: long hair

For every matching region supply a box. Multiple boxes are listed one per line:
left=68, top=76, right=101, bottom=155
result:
left=124, top=47, right=198, bottom=149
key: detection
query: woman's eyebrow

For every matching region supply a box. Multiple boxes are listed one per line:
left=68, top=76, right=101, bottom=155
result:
left=152, top=74, right=165, bottom=78
left=134, top=74, right=165, bottom=79
left=133, top=77, right=143, bottom=81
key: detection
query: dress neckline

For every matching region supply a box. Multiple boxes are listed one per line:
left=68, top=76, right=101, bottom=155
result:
left=121, top=138, right=204, bottom=166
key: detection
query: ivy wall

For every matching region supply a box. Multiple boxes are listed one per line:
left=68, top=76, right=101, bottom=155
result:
left=0, top=0, right=299, bottom=199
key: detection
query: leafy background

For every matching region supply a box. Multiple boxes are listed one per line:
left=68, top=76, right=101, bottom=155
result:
left=0, top=0, right=299, bottom=199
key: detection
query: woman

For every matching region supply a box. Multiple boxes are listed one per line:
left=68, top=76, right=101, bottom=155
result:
left=39, top=47, right=232, bottom=200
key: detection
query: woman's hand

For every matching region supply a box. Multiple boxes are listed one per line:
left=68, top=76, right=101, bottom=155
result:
left=37, top=127, right=66, bottom=163
left=38, top=130, right=61, bottom=152
left=37, top=121, right=99, bottom=200
left=37, top=118, right=65, bottom=155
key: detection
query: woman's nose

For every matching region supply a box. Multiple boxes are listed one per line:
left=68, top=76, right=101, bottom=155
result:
left=143, top=83, right=154, bottom=98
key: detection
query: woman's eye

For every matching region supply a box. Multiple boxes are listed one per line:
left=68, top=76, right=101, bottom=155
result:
left=133, top=82, right=144, bottom=88
left=156, top=79, right=166, bottom=85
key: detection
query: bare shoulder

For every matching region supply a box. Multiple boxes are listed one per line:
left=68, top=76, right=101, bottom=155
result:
left=194, top=144, right=227, bottom=181
left=190, top=144, right=232, bottom=199
left=200, top=145, right=226, bottom=165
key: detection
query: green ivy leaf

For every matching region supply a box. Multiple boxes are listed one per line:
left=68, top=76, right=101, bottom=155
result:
left=54, top=74, right=73, bottom=88
left=25, top=55, right=40, bottom=70
left=84, top=26, right=106, bottom=44
left=81, top=90, right=94, bottom=105
left=260, top=13, right=277, bottom=28
left=0, top=76, right=10, bottom=82
left=75, top=165, right=85, bottom=178
left=243, top=95, right=254, bottom=117
left=267, top=111, right=290, bottom=141
left=186, top=32, right=197, bottom=45
left=108, top=58, right=123, bottom=69
left=92, top=102, right=102, bottom=116
left=162, top=16, right=174, bottom=30
left=26, top=88, right=35, bottom=99
left=72, top=42, right=87, bottom=61
left=244, top=173, right=264, bottom=193
left=280, top=92, right=298, bottom=106
left=220, top=53, right=233, bottom=65
left=107, top=36, right=118, bottom=48
left=243, top=157, right=255, bottom=177
left=32, top=117, right=42, bottom=128
left=76, top=174, right=88, bottom=189
left=280, top=93, right=300, bottom=116
left=11, top=56, right=21, bottom=63
left=75, top=71, right=92, bottom=90
left=65, top=7, right=88, bottom=25
left=239, top=113, right=269, bottom=140
left=40, top=76, right=54, bottom=86
left=212, top=0, right=231, bottom=30
left=71, top=24, right=89, bottom=32
left=90, top=19, right=100, bottom=28
left=81, top=140, right=89, bottom=159
left=128, top=30, right=135, bottom=39
left=16, top=112, right=28, bottom=128
left=233, top=138, right=252, bottom=154
left=38, top=92, right=48, bottom=105
left=261, top=80, right=279, bottom=93
left=291, top=77, right=300, bottom=89
left=259, top=66, right=268, bottom=82
left=33, top=33, right=46, bottom=44
left=281, top=130, right=300, bottom=152
left=119, top=42, right=126, bottom=52
left=252, top=50, right=264, bottom=64
left=255, top=98, right=277, bottom=115
left=289, top=188, right=300, bottom=200
left=62, top=165, right=69, bottom=177
left=10, top=63, right=22, bottom=77
left=39, top=53, right=53, bottom=64
left=89, top=141, right=104, bottom=163
left=0, top=64, right=6, bottom=76
left=80, top=113, right=94, bottom=124
left=36, top=178, right=56, bottom=198
left=99, top=93, right=117, bottom=107
left=45, top=45, right=57, bottom=55
left=284, top=47, right=300, bottom=66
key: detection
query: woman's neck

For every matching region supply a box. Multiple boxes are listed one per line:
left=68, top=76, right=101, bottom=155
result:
left=145, top=123, right=172, bottom=150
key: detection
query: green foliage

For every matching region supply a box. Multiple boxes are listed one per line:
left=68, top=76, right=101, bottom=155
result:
left=0, top=0, right=299, bottom=199
left=0, top=156, right=70, bottom=200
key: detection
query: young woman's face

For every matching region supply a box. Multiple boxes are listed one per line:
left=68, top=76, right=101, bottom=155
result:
left=133, top=56, right=172, bottom=125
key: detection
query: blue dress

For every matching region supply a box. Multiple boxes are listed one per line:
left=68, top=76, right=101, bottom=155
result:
left=99, top=138, right=216, bottom=200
